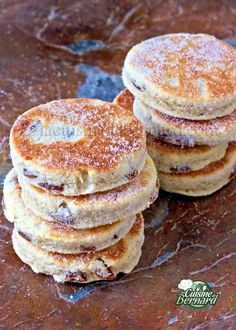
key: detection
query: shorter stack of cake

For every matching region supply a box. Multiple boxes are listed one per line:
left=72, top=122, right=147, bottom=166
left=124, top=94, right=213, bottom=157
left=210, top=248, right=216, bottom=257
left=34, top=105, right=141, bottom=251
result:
left=3, top=98, right=159, bottom=283
left=121, top=33, right=236, bottom=196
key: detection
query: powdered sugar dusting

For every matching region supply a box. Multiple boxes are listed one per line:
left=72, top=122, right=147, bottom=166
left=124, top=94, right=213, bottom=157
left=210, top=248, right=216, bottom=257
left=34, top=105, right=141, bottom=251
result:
left=159, top=108, right=236, bottom=133
left=126, top=34, right=236, bottom=99
left=12, top=98, right=145, bottom=170
left=116, top=89, right=236, bottom=146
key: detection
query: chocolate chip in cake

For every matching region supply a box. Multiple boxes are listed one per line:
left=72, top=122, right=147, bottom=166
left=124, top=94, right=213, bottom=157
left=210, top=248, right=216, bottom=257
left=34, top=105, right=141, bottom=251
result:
left=23, top=168, right=38, bottom=179
left=170, top=165, right=192, bottom=173
left=38, top=182, right=64, bottom=193
left=79, top=245, right=96, bottom=252
left=125, top=170, right=138, bottom=180
left=51, top=203, right=74, bottom=225
left=27, top=120, right=41, bottom=133
left=131, top=79, right=146, bottom=91
left=18, top=230, right=32, bottom=242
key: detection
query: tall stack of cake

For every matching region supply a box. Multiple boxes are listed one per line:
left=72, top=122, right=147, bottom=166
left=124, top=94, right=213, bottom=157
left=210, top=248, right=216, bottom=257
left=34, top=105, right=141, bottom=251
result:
left=3, top=98, right=159, bottom=283
left=120, top=33, right=236, bottom=196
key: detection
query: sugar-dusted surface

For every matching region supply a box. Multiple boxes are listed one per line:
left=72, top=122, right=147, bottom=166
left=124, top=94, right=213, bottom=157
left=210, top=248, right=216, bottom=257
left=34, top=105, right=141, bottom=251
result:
left=1, top=1, right=236, bottom=329
left=11, top=99, right=145, bottom=170
left=147, top=133, right=216, bottom=153
left=125, top=33, right=236, bottom=100
left=157, top=108, right=236, bottom=133
left=116, top=89, right=236, bottom=136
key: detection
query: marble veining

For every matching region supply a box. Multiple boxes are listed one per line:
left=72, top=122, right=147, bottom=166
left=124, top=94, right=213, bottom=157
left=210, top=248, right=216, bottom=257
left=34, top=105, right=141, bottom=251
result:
left=77, top=64, right=124, bottom=102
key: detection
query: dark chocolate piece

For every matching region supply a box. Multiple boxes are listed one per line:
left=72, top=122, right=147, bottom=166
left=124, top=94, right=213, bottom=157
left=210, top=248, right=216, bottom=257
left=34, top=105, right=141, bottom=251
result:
left=131, top=79, right=146, bottom=92
left=170, top=165, right=192, bottom=173
left=38, top=182, right=64, bottom=193
left=23, top=168, right=38, bottom=179
left=125, top=170, right=138, bottom=181
left=27, top=120, right=41, bottom=133
left=18, top=231, right=32, bottom=242
left=79, top=245, right=96, bottom=252
left=51, top=204, right=74, bottom=225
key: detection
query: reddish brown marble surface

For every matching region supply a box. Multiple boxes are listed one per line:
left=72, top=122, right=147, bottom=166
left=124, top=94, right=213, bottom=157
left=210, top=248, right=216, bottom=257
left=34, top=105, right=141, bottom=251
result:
left=0, top=1, right=236, bottom=329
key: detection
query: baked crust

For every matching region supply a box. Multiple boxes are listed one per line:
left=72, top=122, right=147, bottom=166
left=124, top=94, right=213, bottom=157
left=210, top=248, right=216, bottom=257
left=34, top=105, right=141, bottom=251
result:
left=123, top=33, right=236, bottom=120
left=10, top=98, right=146, bottom=195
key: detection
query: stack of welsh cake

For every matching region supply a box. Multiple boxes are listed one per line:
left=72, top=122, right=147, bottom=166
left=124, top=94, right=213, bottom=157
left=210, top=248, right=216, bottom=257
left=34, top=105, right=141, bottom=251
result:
left=121, top=33, right=236, bottom=196
left=3, top=98, right=159, bottom=283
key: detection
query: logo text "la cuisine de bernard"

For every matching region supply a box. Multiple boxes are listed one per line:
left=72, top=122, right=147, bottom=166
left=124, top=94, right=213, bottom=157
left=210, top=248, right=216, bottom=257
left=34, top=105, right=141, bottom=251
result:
left=176, top=279, right=220, bottom=310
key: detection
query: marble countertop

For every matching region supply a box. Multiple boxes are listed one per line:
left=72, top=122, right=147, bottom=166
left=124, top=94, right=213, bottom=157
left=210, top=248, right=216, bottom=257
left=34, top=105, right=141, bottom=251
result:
left=0, top=1, right=235, bottom=329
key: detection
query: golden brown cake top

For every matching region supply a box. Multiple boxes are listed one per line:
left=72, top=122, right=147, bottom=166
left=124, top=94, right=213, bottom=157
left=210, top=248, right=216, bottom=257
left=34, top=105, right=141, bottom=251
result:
left=124, top=33, right=236, bottom=101
left=114, top=89, right=135, bottom=112
left=11, top=98, right=145, bottom=171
